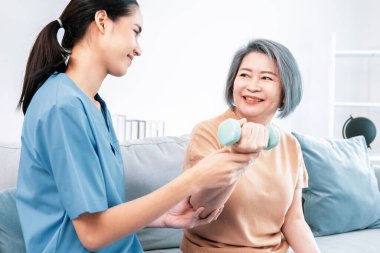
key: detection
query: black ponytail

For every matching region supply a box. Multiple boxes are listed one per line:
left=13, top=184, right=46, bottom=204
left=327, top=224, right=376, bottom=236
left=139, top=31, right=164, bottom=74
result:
left=18, top=0, right=139, bottom=115
left=18, top=20, right=68, bottom=114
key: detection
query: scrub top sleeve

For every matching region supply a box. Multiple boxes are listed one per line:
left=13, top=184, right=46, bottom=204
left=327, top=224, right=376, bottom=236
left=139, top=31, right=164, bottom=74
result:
left=295, top=141, right=309, bottom=189
left=37, top=102, right=108, bottom=219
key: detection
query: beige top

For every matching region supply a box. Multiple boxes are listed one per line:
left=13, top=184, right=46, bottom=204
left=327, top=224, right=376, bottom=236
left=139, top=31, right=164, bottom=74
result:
left=181, top=109, right=308, bottom=253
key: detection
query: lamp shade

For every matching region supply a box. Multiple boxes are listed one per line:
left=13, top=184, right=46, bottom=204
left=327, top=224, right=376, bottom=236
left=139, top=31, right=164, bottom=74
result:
left=342, top=116, right=377, bottom=148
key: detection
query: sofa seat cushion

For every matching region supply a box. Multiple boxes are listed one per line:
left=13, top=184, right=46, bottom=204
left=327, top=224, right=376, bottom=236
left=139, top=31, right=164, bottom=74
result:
left=315, top=229, right=380, bottom=253
left=0, top=188, right=26, bottom=253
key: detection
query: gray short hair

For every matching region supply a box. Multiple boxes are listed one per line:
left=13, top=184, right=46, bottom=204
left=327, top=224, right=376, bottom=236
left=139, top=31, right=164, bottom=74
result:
left=225, top=39, right=302, bottom=118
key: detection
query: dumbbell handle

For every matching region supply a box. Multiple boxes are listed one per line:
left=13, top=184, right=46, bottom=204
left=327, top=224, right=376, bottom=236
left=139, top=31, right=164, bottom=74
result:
left=217, top=118, right=280, bottom=150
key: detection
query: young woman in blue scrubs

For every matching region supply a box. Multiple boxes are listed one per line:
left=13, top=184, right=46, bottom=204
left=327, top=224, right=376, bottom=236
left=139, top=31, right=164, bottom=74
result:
left=16, top=1, right=255, bottom=252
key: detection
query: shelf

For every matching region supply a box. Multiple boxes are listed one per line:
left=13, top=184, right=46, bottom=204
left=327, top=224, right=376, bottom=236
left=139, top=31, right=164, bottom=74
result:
left=336, top=50, right=380, bottom=56
left=370, top=155, right=380, bottom=162
left=334, top=102, right=380, bottom=107
left=328, top=33, right=380, bottom=139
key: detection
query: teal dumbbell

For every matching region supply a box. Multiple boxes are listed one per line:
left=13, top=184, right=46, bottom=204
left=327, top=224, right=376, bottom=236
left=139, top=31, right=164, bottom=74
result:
left=217, top=118, right=280, bottom=150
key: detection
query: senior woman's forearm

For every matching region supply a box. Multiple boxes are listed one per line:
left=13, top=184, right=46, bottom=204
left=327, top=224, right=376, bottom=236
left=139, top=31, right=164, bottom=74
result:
left=189, top=182, right=238, bottom=219
left=282, top=219, right=321, bottom=253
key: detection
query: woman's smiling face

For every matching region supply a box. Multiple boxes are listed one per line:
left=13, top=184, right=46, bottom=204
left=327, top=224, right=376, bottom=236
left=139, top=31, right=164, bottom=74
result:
left=233, top=52, right=283, bottom=124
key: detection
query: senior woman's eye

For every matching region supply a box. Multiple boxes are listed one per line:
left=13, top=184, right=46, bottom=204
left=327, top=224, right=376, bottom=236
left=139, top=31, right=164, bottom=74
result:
left=262, top=76, right=273, bottom=81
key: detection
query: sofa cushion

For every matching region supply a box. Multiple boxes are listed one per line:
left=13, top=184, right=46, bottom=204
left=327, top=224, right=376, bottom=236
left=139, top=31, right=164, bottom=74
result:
left=292, top=132, right=380, bottom=236
left=287, top=229, right=380, bottom=253
left=375, top=165, right=380, bottom=192
left=314, top=229, right=380, bottom=253
left=0, top=188, right=26, bottom=253
left=121, top=136, right=189, bottom=250
left=0, top=143, right=21, bottom=190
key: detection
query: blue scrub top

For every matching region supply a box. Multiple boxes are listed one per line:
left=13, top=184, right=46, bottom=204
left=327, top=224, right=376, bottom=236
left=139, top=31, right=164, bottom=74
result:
left=16, top=73, right=143, bottom=253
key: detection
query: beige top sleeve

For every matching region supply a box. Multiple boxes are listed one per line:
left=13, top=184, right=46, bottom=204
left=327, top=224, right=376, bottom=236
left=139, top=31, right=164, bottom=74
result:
left=295, top=141, right=309, bottom=189
left=183, top=121, right=221, bottom=170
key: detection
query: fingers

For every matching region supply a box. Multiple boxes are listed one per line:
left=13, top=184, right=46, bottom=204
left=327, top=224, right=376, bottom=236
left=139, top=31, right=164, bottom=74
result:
left=233, top=121, right=268, bottom=153
left=193, top=206, right=224, bottom=227
left=192, top=206, right=208, bottom=227
left=206, top=208, right=220, bottom=223
left=194, top=146, right=259, bottom=189
left=237, top=118, right=247, bottom=127
left=232, top=151, right=261, bottom=177
left=214, top=205, right=224, bottom=220
left=229, top=152, right=257, bottom=163
left=259, top=124, right=268, bottom=148
left=194, top=206, right=205, bottom=217
left=214, top=148, right=255, bottom=163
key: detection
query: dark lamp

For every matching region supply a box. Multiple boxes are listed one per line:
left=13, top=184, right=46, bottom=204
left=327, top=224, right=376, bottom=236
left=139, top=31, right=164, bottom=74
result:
left=342, top=115, right=377, bottom=148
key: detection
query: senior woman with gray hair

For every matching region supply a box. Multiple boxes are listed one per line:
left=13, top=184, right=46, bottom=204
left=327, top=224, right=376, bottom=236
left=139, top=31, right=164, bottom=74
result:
left=181, top=39, right=321, bottom=253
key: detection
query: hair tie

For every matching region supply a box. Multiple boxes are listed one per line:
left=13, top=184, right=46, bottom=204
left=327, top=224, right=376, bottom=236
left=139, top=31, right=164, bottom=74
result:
left=57, top=18, right=63, bottom=28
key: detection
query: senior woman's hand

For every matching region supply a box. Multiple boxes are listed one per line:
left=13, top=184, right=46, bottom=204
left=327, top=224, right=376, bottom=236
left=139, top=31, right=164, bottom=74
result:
left=231, top=119, right=268, bottom=155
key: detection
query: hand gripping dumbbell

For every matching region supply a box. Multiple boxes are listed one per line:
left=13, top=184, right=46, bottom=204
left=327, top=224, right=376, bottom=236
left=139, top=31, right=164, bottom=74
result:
left=217, top=118, right=280, bottom=150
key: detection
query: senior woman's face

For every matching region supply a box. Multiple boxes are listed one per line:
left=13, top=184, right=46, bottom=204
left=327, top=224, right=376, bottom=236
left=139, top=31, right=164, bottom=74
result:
left=233, top=52, right=282, bottom=124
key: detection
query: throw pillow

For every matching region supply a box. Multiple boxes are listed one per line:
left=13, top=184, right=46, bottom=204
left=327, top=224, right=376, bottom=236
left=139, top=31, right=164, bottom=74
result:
left=292, top=132, right=380, bottom=236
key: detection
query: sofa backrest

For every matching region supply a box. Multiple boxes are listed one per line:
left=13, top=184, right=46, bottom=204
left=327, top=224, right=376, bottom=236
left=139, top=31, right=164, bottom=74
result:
left=0, top=142, right=21, bottom=190
left=2, top=140, right=380, bottom=191
left=1, top=137, right=380, bottom=252
left=121, top=136, right=189, bottom=250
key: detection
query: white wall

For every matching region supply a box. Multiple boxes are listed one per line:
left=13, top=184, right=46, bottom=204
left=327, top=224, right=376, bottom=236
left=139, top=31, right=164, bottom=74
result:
left=0, top=1, right=69, bottom=142
left=1, top=0, right=380, bottom=142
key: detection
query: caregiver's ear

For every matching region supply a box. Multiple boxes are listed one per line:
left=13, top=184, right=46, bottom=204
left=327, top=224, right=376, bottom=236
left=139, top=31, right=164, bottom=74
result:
left=94, top=10, right=109, bottom=32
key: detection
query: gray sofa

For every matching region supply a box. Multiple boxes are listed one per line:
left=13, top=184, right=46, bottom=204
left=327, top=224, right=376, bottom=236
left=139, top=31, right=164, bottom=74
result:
left=1, top=136, right=380, bottom=253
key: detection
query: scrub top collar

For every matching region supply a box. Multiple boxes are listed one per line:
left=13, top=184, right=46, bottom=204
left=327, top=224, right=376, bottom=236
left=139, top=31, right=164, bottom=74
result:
left=60, top=73, right=111, bottom=131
